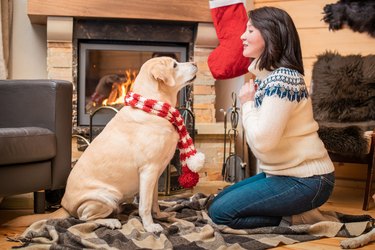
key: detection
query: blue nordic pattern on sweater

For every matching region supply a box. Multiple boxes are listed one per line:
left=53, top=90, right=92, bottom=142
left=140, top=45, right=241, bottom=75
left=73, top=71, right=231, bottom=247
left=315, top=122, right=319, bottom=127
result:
left=254, top=67, right=308, bottom=107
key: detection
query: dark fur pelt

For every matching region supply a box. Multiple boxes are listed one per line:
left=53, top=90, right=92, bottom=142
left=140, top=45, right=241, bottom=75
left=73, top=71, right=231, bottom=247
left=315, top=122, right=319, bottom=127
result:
left=311, top=52, right=375, bottom=122
left=318, top=125, right=369, bottom=155
left=323, top=0, right=375, bottom=37
left=312, top=52, right=375, bottom=156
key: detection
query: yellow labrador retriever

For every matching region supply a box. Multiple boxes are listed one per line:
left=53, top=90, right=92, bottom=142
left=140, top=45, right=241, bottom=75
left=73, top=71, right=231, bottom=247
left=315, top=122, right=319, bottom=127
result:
left=5, top=57, right=198, bottom=233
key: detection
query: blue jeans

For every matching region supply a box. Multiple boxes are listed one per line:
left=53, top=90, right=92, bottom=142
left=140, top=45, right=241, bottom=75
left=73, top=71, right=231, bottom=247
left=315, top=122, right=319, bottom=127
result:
left=208, top=172, right=335, bottom=229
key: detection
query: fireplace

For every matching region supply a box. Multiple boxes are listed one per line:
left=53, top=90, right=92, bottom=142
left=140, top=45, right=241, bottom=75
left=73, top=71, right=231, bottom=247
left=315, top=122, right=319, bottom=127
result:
left=73, top=19, right=197, bottom=129
left=70, top=19, right=199, bottom=193
left=78, top=42, right=188, bottom=126
left=32, top=0, right=228, bottom=186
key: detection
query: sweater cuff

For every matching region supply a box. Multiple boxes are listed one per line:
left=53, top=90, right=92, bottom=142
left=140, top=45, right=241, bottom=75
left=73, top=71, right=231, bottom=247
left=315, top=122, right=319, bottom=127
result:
left=209, top=0, right=246, bottom=9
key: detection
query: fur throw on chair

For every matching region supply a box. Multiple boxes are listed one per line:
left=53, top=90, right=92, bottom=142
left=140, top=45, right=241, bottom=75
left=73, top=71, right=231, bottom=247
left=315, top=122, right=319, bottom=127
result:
left=323, top=0, right=375, bottom=37
left=312, top=52, right=375, bottom=155
left=318, top=126, right=369, bottom=155
left=312, top=52, right=375, bottom=123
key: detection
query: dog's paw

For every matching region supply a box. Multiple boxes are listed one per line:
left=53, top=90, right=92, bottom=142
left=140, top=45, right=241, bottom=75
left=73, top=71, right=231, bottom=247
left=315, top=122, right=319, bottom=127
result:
left=340, top=238, right=361, bottom=249
left=94, top=218, right=122, bottom=229
left=340, top=235, right=369, bottom=249
left=144, top=223, right=164, bottom=233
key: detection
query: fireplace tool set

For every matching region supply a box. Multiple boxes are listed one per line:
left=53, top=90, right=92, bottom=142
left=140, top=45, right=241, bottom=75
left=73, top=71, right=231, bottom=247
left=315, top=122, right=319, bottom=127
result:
left=221, top=92, right=247, bottom=183
left=159, top=104, right=196, bottom=195
left=72, top=106, right=119, bottom=148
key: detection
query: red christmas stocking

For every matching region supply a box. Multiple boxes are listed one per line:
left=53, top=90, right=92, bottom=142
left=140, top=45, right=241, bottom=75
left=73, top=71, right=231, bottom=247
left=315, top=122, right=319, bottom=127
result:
left=208, top=0, right=251, bottom=79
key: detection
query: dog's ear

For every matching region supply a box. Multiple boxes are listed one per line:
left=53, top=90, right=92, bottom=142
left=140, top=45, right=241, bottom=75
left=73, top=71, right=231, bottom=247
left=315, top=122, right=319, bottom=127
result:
left=150, top=64, right=176, bottom=87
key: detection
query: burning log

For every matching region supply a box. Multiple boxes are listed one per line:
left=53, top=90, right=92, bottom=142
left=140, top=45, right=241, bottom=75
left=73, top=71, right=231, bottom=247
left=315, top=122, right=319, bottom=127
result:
left=86, top=69, right=138, bottom=114
left=90, top=74, right=121, bottom=105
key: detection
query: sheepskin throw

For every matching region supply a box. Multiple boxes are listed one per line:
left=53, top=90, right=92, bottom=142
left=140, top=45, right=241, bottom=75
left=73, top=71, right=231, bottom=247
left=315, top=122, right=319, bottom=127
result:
left=317, top=125, right=369, bottom=155
left=312, top=52, right=375, bottom=123
left=312, top=52, right=375, bottom=155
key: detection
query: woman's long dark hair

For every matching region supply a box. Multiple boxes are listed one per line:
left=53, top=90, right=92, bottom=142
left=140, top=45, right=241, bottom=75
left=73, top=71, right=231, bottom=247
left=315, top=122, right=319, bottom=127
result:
left=249, top=7, right=304, bottom=75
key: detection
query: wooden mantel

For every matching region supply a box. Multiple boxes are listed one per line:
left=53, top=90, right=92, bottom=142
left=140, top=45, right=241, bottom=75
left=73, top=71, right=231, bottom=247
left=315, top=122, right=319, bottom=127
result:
left=28, top=0, right=213, bottom=24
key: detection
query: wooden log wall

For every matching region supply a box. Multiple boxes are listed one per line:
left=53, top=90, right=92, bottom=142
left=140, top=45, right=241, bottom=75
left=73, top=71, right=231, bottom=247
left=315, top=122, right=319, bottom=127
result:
left=254, top=0, right=375, bottom=88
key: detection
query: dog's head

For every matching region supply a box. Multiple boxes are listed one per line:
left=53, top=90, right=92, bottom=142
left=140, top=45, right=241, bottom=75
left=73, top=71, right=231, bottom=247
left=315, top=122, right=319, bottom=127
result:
left=132, top=56, right=197, bottom=105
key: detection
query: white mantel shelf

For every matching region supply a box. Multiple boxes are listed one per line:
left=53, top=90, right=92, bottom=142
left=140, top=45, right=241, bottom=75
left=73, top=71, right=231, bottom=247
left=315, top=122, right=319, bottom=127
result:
left=28, top=0, right=213, bottom=24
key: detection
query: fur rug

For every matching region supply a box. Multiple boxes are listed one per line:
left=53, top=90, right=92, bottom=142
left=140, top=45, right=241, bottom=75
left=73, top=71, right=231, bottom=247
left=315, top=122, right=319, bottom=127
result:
left=323, top=0, right=375, bottom=37
left=8, top=193, right=375, bottom=249
left=311, top=52, right=375, bottom=156
left=312, top=52, right=375, bottom=123
left=318, top=125, right=369, bottom=155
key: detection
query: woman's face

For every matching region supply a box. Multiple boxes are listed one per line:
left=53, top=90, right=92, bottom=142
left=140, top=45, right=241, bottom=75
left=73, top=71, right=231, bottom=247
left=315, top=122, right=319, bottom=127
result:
left=240, top=20, right=265, bottom=59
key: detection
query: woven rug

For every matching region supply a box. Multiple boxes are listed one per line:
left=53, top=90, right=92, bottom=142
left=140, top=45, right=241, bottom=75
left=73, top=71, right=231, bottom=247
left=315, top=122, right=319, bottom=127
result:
left=9, top=193, right=374, bottom=249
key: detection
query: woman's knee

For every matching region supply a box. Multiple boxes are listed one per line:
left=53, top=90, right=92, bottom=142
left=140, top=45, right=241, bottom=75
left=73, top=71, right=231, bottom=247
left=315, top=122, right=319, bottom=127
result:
left=208, top=200, right=233, bottom=225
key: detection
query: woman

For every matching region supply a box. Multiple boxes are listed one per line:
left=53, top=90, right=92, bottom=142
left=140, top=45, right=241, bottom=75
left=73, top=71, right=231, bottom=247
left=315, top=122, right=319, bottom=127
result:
left=208, top=7, right=335, bottom=229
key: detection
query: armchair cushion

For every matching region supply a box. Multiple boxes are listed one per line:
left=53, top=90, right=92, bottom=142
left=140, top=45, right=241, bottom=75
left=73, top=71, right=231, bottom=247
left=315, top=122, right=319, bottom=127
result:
left=0, top=127, right=56, bottom=165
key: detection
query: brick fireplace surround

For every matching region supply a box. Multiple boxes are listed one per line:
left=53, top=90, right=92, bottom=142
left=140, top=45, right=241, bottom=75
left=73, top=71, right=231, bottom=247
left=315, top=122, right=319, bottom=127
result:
left=28, top=0, right=230, bottom=181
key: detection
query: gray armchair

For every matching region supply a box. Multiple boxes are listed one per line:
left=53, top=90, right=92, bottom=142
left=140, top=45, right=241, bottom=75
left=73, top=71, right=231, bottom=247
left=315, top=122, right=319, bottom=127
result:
left=0, top=80, right=73, bottom=213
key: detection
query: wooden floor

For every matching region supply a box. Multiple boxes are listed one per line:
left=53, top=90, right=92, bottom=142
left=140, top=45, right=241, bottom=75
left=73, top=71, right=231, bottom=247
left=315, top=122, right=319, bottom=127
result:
left=1, top=181, right=375, bottom=249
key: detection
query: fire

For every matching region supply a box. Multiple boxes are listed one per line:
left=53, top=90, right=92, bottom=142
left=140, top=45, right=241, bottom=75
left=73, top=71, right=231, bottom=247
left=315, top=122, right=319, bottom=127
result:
left=102, top=69, right=138, bottom=106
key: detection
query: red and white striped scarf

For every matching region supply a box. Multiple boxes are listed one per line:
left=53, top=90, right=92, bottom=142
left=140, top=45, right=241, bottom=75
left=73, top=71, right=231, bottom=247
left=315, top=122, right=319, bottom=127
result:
left=124, top=91, right=205, bottom=188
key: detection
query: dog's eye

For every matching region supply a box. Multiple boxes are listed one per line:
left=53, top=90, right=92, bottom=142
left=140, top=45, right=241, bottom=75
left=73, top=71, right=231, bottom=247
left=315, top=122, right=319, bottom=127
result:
left=173, top=62, right=178, bottom=68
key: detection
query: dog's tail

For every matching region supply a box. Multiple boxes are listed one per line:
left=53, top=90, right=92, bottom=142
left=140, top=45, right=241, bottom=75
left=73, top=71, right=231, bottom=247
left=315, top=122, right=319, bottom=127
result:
left=2, top=207, right=70, bottom=228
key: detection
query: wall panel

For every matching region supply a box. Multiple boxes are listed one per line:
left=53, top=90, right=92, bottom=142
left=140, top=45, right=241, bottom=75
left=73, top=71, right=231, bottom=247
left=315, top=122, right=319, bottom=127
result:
left=254, top=0, right=375, bottom=87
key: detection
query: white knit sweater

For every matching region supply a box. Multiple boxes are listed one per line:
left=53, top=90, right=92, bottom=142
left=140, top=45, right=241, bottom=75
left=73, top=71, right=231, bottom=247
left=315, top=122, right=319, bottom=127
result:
left=242, top=61, right=334, bottom=177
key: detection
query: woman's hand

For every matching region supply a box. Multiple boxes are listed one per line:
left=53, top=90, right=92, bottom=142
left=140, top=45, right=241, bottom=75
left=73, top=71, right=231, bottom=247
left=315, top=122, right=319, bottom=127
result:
left=238, top=79, right=257, bottom=105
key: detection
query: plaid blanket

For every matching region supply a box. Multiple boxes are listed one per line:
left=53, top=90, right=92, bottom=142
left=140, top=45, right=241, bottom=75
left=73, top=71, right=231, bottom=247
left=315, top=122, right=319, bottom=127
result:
left=10, top=193, right=374, bottom=249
